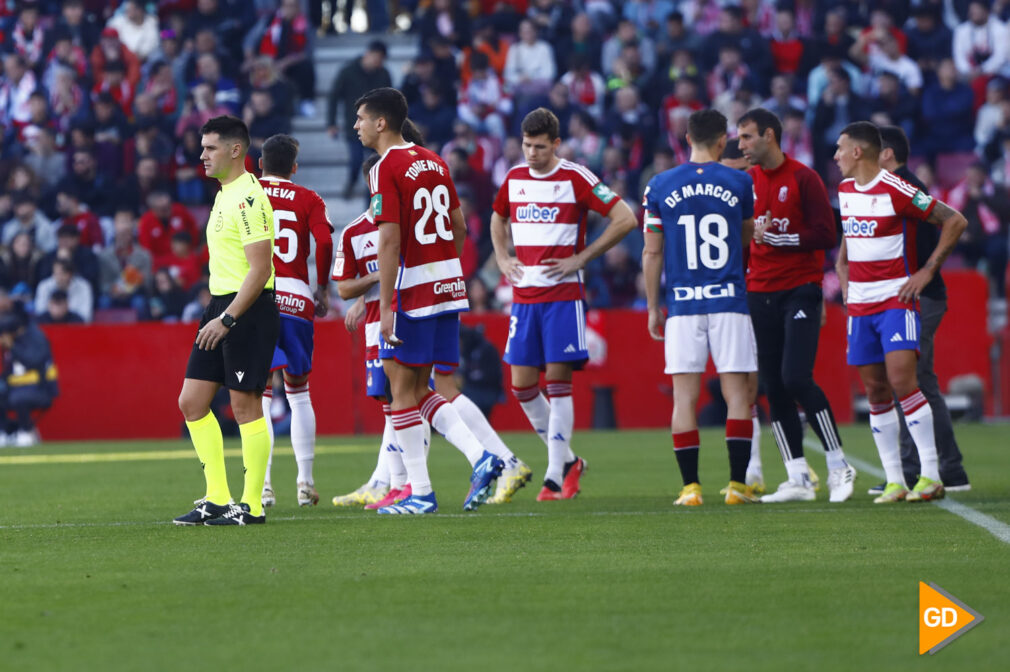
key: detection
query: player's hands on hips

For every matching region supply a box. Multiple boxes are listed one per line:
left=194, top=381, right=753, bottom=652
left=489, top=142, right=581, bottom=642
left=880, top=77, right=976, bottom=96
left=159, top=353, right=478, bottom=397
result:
left=542, top=254, right=584, bottom=279
left=898, top=268, right=932, bottom=303
left=497, top=255, right=524, bottom=284
left=344, top=297, right=365, bottom=332
left=380, top=308, right=402, bottom=346
left=647, top=308, right=665, bottom=341
left=314, top=287, right=330, bottom=317
left=196, top=317, right=229, bottom=350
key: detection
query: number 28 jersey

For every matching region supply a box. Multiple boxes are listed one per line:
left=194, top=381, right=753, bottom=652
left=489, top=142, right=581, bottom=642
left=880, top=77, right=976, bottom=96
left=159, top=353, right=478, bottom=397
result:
left=643, top=162, right=754, bottom=317
left=368, top=142, right=468, bottom=319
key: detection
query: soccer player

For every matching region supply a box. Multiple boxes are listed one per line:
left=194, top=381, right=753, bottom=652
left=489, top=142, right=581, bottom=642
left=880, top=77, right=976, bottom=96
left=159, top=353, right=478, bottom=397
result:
left=491, top=108, right=637, bottom=501
left=736, top=108, right=857, bottom=503
left=871, top=126, right=970, bottom=493
left=174, top=116, right=279, bottom=526
left=833, top=121, right=967, bottom=503
left=358, top=87, right=505, bottom=514
left=256, top=134, right=334, bottom=508
left=642, top=109, right=759, bottom=506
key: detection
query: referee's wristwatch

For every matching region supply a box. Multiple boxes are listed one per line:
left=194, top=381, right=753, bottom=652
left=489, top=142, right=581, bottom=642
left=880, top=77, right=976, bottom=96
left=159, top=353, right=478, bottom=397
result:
left=220, top=312, right=237, bottom=328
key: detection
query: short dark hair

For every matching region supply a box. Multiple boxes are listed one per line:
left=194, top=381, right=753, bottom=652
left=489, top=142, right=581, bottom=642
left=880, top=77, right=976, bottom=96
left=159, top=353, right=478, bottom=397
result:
left=722, top=138, right=743, bottom=160
left=879, top=125, right=910, bottom=164
left=687, top=109, right=727, bottom=148
left=401, top=118, right=425, bottom=145
left=200, top=115, right=250, bottom=151
left=366, top=40, right=388, bottom=56
left=54, top=258, right=75, bottom=275
left=521, top=107, right=560, bottom=141
left=840, top=121, right=882, bottom=155
left=738, top=107, right=782, bottom=146
left=262, top=133, right=299, bottom=177
left=354, top=87, right=408, bottom=136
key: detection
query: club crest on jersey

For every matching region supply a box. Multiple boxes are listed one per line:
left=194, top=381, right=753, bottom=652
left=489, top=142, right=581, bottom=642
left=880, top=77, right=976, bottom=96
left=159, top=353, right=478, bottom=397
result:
left=592, top=182, right=617, bottom=203
left=912, top=190, right=932, bottom=211
left=778, top=186, right=788, bottom=202
left=515, top=203, right=560, bottom=223
left=370, top=194, right=382, bottom=217
left=842, top=217, right=878, bottom=236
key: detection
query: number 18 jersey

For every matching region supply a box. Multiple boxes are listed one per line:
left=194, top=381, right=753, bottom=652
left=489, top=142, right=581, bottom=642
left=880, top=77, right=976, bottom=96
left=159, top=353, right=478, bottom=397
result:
left=368, top=142, right=468, bottom=319
left=643, top=162, right=753, bottom=317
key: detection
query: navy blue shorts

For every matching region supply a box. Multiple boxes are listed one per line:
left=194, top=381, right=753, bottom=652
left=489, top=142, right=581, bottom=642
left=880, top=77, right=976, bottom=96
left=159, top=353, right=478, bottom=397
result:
left=270, top=315, right=314, bottom=376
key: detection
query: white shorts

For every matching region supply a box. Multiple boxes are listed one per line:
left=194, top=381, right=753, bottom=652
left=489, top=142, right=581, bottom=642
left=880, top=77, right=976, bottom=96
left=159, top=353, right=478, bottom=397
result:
left=664, top=312, right=758, bottom=375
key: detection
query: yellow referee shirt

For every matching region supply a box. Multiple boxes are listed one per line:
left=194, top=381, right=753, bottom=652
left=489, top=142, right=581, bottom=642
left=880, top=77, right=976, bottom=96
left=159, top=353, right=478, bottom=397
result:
left=206, top=172, right=275, bottom=296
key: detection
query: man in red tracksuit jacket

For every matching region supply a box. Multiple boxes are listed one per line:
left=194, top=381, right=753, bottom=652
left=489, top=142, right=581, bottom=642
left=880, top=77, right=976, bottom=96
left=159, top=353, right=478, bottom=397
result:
left=737, top=107, right=857, bottom=504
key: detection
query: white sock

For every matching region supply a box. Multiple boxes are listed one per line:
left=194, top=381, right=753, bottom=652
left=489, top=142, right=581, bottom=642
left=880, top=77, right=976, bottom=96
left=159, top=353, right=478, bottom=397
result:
left=900, top=391, right=940, bottom=481
left=747, top=406, right=762, bottom=476
left=513, top=384, right=551, bottom=447
left=784, top=456, right=810, bottom=485
left=262, top=389, right=274, bottom=487
left=451, top=393, right=517, bottom=464
left=286, top=382, right=315, bottom=486
left=545, top=381, right=575, bottom=485
left=869, top=403, right=905, bottom=487
left=381, top=406, right=407, bottom=489
left=421, top=392, right=482, bottom=466
left=392, top=408, right=431, bottom=495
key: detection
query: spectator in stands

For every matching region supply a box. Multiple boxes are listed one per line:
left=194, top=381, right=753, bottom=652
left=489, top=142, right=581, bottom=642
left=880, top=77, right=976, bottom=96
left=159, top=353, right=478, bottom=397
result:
left=183, top=0, right=252, bottom=65
left=23, top=127, right=66, bottom=192
left=173, top=127, right=206, bottom=204
left=492, top=136, right=523, bottom=188
left=527, top=0, right=574, bottom=45
left=53, top=187, right=104, bottom=251
left=993, top=132, right=1010, bottom=188
left=38, top=223, right=100, bottom=292
left=146, top=29, right=186, bottom=89
left=41, top=28, right=88, bottom=93
left=702, top=4, right=771, bottom=88
left=184, top=28, right=236, bottom=83
left=458, top=51, right=511, bottom=140
left=156, top=232, right=203, bottom=292
left=326, top=40, right=390, bottom=199
left=36, top=289, right=84, bottom=324
left=146, top=267, right=186, bottom=321
left=559, top=54, right=606, bottom=120
left=762, top=74, right=806, bottom=119
left=563, top=109, right=605, bottom=175
left=553, top=12, right=603, bottom=75
left=921, top=58, right=977, bottom=156
left=504, top=18, right=557, bottom=104
left=812, top=66, right=870, bottom=175
left=247, top=56, right=296, bottom=119
left=55, top=0, right=101, bottom=54
left=59, top=150, right=116, bottom=218
left=706, top=45, right=759, bottom=104
left=408, top=85, right=455, bottom=150
left=416, top=0, right=472, bottom=49
left=621, top=0, right=675, bottom=40
left=174, top=82, right=231, bottom=137
left=780, top=107, right=814, bottom=168
left=906, top=5, right=952, bottom=74
left=859, top=32, right=924, bottom=96
left=769, top=5, right=804, bottom=76
left=245, top=89, right=291, bottom=164
left=656, top=12, right=702, bottom=71
left=805, top=8, right=855, bottom=71
left=949, top=163, right=1010, bottom=298
left=606, top=40, right=658, bottom=106
left=91, top=27, right=142, bottom=90
left=117, top=156, right=169, bottom=216
left=97, top=209, right=151, bottom=314
left=976, top=78, right=1008, bottom=152
left=258, top=0, right=316, bottom=118
left=602, top=19, right=656, bottom=77
left=952, top=1, right=1009, bottom=83
left=47, top=66, right=86, bottom=134
left=132, top=116, right=174, bottom=167
left=0, top=54, right=38, bottom=133
left=181, top=282, right=212, bottom=322
left=0, top=310, right=59, bottom=447
left=869, top=72, right=918, bottom=142
left=35, top=258, right=93, bottom=323
left=8, top=1, right=47, bottom=70
left=604, top=86, right=654, bottom=183
left=107, top=0, right=159, bottom=62
left=1, top=232, right=43, bottom=291
left=3, top=193, right=56, bottom=254
left=137, top=190, right=200, bottom=268
left=461, top=18, right=509, bottom=86
left=193, top=54, right=241, bottom=114
left=142, top=60, right=181, bottom=119
left=5, top=164, right=41, bottom=203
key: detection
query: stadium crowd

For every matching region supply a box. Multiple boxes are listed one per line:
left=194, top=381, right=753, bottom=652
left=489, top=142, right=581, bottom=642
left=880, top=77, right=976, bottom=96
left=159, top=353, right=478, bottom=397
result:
left=2, top=0, right=1010, bottom=327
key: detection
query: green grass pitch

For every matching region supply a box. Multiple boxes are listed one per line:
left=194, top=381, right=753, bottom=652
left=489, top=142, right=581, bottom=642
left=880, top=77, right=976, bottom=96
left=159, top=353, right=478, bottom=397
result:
left=1, top=424, right=1007, bottom=671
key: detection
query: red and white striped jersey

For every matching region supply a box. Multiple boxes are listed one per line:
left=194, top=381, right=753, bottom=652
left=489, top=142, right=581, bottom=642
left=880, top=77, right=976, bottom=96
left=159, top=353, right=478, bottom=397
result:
left=260, top=176, right=334, bottom=321
left=492, top=159, right=620, bottom=303
left=333, top=211, right=380, bottom=359
left=368, top=143, right=468, bottom=319
left=839, top=169, right=936, bottom=316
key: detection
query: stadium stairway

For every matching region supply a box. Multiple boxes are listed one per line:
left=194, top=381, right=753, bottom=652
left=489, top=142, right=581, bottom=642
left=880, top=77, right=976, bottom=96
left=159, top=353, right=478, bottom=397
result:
left=292, top=31, right=418, bottom=232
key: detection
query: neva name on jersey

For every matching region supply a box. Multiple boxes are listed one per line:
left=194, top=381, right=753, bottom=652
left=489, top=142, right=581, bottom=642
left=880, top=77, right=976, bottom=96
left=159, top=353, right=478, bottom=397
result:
left=660, top=181, right=741, bottom=208
left=262, top=185, right=297, bottom=201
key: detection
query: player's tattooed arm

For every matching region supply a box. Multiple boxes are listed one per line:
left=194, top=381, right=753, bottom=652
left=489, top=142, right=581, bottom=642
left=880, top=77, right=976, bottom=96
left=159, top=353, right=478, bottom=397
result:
left=642, top=230, right=665, bottom=341
left=897, top=200, right=967, bottom=303
left=491, top=211, right=524, bottom=283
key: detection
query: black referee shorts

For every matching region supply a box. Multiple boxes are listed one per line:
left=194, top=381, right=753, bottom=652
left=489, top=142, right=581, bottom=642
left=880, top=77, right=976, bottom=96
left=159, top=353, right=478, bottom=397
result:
left=185, top=291, right=280, bottom=392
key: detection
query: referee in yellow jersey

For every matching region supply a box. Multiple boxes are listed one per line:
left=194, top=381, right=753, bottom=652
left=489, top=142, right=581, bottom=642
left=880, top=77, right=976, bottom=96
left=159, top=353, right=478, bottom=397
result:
left=174, top=116, right=279, bottom=526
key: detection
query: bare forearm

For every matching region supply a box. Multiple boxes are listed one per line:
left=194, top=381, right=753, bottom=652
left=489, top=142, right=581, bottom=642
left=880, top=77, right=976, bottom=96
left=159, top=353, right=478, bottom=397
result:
left=490, top=212, right=512, bottom=261
left=577, top=200, right=637, bottom=265
left=642, top=250, right=663, bottom=310
left=924, top=211, right=968, bottom=275
left=337, top=272, right=378, bottom=299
